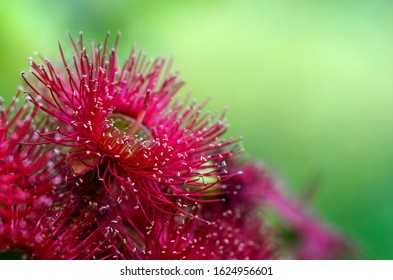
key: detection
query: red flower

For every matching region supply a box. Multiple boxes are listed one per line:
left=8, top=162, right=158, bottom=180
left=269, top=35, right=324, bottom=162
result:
left=106, top=204, right=276, bottom=260
left=23, top=33, right=239, bottom=217
left=0, top=95, right=116, bottom=259
left=0, top=188, right=121, bottom=259
left=223, top=160, right=352, bottom=259
left=0, top=31, right=354, bottom=260
left=0, top=92, right=62, bottom=207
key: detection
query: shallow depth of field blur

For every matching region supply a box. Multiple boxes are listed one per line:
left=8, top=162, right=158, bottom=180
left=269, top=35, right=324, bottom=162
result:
left=1, top=0, right=392, bottom=259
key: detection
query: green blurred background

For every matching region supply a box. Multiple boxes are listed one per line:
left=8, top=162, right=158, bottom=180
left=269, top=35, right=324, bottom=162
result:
left=1, top=0, right=393, bottom=259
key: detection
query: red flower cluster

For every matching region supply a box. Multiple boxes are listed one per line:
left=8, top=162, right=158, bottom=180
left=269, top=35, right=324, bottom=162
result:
left=0, top=33, right=351, bottom=259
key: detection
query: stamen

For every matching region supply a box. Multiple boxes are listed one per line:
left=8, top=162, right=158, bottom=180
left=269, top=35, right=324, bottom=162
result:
left=129, top=89, right=151, bottom=137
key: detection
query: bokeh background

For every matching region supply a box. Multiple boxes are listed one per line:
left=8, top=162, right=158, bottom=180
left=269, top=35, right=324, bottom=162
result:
left=1, top=0, right=393, bottom=259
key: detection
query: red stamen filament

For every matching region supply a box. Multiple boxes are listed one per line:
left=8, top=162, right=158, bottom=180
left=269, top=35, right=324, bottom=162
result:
left=128, top=89, right=151, bottom=137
